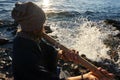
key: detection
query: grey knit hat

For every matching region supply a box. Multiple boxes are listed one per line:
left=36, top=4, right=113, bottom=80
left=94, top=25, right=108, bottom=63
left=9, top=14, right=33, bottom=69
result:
left=12, top=2, right=46, bottom=31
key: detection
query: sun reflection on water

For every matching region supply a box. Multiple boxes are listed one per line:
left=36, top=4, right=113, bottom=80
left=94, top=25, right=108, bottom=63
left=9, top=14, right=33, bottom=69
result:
left=43, top=0, right=50, bottom=6
left=36, top=0, right=59, bottom=13
left=42, top=0, right=51, bottom=12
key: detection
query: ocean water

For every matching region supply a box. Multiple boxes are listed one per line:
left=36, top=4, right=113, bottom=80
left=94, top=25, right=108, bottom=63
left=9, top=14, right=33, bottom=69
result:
left=0, top=0, right=120, bottom=20
left=0, top=0, right=120, bottom=72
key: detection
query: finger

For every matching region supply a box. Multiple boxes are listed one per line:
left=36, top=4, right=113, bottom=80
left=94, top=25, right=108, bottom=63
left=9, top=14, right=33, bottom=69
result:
left=108, top=73, right=115, bottom=78
left=97, top=67, right=110, bottom=75
left=98, top=67, right=115, bottom=79
left=108, top=73, right=114, bottom=76
left=101, top=69, right=109, bottom=74
left=58, top=50, right=63, bottom=54
left=97, top=67, right=102, bottom=71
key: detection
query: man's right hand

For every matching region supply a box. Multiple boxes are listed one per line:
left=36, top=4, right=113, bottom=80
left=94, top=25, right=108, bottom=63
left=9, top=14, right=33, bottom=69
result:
left=67, top=67, right=114, bottom=80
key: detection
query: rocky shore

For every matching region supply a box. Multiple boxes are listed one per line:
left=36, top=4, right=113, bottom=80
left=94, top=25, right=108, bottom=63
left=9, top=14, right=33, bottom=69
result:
left=0, top=19, right=120, bottom=80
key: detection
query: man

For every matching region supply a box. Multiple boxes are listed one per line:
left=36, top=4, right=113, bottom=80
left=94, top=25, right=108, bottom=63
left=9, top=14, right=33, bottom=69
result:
left=12, top=2, right=114, bottom=80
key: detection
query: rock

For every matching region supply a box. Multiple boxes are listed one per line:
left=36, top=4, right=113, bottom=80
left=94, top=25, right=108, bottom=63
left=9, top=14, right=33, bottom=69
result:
left=104, top=19, right=120, bottom=30
left=44, top=26, right=53, bottom=33
left=0, top=22, right=3, bottom=26
left=59, top=70, right=71, bottom=79
left=114, top=33, right=120, bottom=38
left=11, top=30, right=17, bottom=35
left=0, top=66, right=4, bottom=69
left=0, top=20, right=18, bottom=28
left=0, top=61, right=6, bottom=64
left=0, top=48, right=13, bottom=79
left=12, top=21, right=18, bottom=26
left=51, top=35, right=58, bottom=39
left=7, top=26, right=17, bottom=31
left=104, top=19, right=120, bottom=25
left=107, top=50, right=119, bottom=62
left=0, top=73, right=6, bottom=80
left=0, top=38, right=9, bottom=45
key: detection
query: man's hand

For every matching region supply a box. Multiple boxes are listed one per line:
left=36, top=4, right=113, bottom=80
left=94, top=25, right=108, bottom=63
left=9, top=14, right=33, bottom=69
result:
left=83, top=67, right=114, bottom=80
left=58, top=50, right=114, bottom=80
left=67, top=67, right=114, bottom=80
left=58, top=49, right=80, bottom=63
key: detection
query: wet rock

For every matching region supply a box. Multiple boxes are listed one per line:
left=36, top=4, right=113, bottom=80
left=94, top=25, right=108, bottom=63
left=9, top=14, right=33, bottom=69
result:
left=44, top=26, right=53, bottom=33
left=11, top=30, right=17, bottom=35
left=0, top=61, right=6, bottom=64
left=0, top=48, right=12, bottom=79
left=107, top=50, right=119, bottom=62
left=0, top=20, right=11, bottom=27
left=104, top=19, right=120, bottom=30
left=71, top=65, right=82, bottom=76
left=58, top=59, right=89, bottom=77
left=7, top=26, right=17, bottom=31
left=104, top=19, right=120, bottom=24
left=0, top=22, right=3, bottom=26
left=0, top=20, right=18, bottom=28
left=51, top=35, right=58, bottom=39
left=0, top=38, right=9, bottom=45
left=12, top=21, right=18, bottom=26
left=59, top=70, right=71, bottom=79
left=0, top=73, right=6, bottom=80
left=114, top=33, right=120, bottom=38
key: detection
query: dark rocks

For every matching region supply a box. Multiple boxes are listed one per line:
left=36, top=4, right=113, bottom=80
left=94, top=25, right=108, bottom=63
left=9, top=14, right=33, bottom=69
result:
left=114, top=33, right=120, bottom=38
left=0, top=20, right=18, bottom=28
left=44, top=26, right=53, bottom=33
left=58, top=59, right=89, bottom=77
left=0, top=20, right=18, bottom=41
left=11, top=30, right=17, bottom=35
left=107, top=50, right=119, bottom=62
left=6, top=26, right=17, bottom=36
left=0, top=21, right=3, bottom=26
left=7, top=26, right=17, bottom=31
left=0, top=20, right=18, bottom=36
left=104, top=19, right=120, bottom=25
left=0, top=20, right=12, bottom=28
left=0, top=38, right=9, bottom=45
left=0, top=48, right=12, bottom=79
left=104, top=19, right=120, bottom=30
left=0, top=73, right=6, bottom=80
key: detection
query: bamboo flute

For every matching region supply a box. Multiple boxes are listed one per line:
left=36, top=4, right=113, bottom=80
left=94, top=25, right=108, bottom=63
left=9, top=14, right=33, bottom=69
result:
left=43, top=33, right=114, bottom=80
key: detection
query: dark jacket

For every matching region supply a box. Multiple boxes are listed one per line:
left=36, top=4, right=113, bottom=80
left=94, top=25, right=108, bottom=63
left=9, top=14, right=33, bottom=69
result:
left=12, top=36, right=61, bottom=80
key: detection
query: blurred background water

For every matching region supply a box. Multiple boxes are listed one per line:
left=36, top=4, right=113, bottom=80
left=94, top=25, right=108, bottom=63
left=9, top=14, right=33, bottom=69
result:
left=0, top=0, right=120, bottom=64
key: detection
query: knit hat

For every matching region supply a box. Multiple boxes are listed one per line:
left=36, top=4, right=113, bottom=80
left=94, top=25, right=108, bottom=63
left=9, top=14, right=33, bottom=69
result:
left=12, top=2, right=46, bottom=32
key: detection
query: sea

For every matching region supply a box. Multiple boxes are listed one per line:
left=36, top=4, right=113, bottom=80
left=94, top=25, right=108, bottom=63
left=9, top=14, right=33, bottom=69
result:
left=0, top=0, right=120, bottom=74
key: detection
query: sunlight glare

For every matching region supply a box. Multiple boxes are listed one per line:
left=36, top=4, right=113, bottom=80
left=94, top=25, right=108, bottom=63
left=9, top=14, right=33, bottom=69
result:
left=41, top=0, right=51, bottom=12
left=43, top=0, right=50, bottom=7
